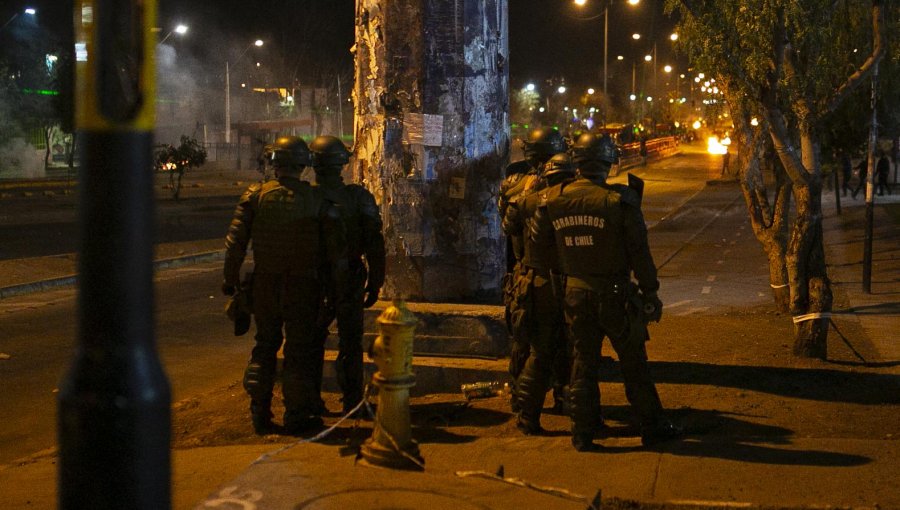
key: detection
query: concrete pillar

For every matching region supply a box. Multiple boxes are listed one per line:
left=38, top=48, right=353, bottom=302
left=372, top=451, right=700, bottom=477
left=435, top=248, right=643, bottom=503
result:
left=352, top=0, right=509, bottom=302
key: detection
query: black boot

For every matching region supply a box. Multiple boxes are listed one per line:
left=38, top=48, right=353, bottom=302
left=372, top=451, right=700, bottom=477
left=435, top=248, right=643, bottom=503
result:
left=283, top=409, right=324, bottom=436
left=250, top=400, right=274, bottom=435
left=571, top=433, right=599, bottom=452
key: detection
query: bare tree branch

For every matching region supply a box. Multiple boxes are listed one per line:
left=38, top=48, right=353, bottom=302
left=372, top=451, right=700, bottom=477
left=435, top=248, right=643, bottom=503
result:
left=824, top=0, right=886, bottom=114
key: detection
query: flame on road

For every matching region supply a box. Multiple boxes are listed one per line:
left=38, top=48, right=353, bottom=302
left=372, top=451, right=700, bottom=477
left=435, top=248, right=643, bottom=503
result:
left=707, top=136, right=730, bottom=155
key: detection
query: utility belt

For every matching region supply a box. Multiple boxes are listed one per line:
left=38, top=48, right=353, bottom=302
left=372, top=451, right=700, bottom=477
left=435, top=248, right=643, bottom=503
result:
left=564, top=274, right=629, bottom=295
left=253, top=267, right=319, bottom=280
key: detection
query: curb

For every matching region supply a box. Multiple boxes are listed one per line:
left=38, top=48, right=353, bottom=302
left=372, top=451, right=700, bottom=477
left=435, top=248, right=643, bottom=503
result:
left=0, top=250, right=225, bottom=300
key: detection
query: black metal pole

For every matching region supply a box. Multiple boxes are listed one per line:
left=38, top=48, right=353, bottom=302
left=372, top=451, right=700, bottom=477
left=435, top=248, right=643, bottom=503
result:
left=59, top=1, right=171, bottom=508
left=834, top=164, right=842, bottom=215
left=862, top=62, right=879, bottom=294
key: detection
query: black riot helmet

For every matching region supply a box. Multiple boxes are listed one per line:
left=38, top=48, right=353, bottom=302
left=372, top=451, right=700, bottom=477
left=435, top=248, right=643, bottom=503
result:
left=523, top=127, right=567, bottom=163
left=572, top=132, right=619, bottom=168
left=542, top=152, right=576, bottom=180
left=269, top=136, right=313, bottom=170
left=309, top=135, right=352, bottom=168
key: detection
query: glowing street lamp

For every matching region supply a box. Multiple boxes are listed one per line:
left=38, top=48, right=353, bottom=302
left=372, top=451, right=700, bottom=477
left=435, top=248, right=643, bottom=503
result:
left=158, top=23, right=189, bottom=45
left=558, top=85, right=567, bottom=94
left=225, top=39, right=264, bottom=143
left=573, top=0, right=640, bottom=128
left=1, top=7, right=36, bottom=33
left=526, top=83, right=536, bottom=92
left=587, top=88, right=595, bottom=95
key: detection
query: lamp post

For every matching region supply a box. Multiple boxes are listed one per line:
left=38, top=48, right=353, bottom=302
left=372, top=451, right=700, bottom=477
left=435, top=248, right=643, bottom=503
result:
left=0, top=7, right=36, bottom=33
left=157, top=23, right=188, bottom=45
left=573, top=0, right=639, bottom=111
left=225, top=39, right=263, bottom=144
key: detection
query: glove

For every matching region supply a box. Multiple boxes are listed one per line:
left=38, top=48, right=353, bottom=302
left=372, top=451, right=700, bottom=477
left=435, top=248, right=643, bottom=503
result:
left=363, top=285, right=380, bottom=308
left=222, top=283, right=236, bottom=296
left=642, top=292, right=663, bottom=323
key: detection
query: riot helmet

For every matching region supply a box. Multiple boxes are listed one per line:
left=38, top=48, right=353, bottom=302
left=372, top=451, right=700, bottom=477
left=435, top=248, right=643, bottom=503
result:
left=543, top=152, right=576, bottom=180
left=269, top=136, right=312, bottom=170
left=523, top=127, right=567, bottom=163
left=309, top=135, right=352, bottom=168
left=572, top=132, right=619, bottom=167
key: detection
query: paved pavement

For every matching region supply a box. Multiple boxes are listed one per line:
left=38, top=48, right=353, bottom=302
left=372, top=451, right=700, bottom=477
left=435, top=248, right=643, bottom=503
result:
left=1, top=149, right=898, bottom=509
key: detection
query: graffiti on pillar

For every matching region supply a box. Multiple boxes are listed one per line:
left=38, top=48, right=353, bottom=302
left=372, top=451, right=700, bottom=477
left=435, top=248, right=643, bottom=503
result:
left=354, top=0, right=509, bottom=301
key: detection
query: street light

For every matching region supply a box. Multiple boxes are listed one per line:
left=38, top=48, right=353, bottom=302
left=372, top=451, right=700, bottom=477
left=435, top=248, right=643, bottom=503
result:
left=225, top=39, right=264, bottom=143
left=158, top=24, right=188, bottom=45
left=1, top=7, right=36, bottom=33
left=573, top=0, right=640, bottom=117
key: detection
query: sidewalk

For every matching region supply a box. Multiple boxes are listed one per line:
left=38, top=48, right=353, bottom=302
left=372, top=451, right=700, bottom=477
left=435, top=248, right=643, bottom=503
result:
left=1, top=175, right=898, bottom=510
left=178, top=190, right=900, bottom=510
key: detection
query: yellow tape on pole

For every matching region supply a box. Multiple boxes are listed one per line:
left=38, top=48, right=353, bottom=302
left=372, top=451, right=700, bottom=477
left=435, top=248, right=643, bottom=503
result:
left=74, top=0, right=156, bottom=131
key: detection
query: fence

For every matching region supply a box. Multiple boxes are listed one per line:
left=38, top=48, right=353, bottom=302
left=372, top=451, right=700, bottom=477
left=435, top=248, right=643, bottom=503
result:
left=613, top=136, right=680, bottom=175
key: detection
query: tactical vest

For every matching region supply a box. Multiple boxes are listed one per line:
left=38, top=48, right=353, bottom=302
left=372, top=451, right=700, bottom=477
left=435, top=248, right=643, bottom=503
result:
left=500, top=171, right=540, bottom=263
left=520, top=187, right=560, bottom=272
left=251, top=178, right=321, bottom=276
left=546, top=179, right=628, bottom=280
left=317, top=183, right=380, bottom=262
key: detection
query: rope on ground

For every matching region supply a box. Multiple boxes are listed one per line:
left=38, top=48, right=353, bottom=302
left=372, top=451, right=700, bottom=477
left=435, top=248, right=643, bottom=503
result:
left=455, top=470, right=601, bottom=510
left=251, top=390, right=370, bottom=465
left=829, top=319, right=869, bottom=364
left=791, top=312, right=832, bottom=323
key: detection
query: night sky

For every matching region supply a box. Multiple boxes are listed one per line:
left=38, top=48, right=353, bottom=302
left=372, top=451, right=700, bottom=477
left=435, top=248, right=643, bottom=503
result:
left=2, top=0, right=679, bottom=98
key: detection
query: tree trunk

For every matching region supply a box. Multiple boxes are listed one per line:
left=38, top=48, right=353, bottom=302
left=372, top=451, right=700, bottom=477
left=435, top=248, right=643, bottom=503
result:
left=786, top=134, right=832, bottom=359
left=735, top=115, right=791, bottom=312
left=44, top=126, right=52, bottom=171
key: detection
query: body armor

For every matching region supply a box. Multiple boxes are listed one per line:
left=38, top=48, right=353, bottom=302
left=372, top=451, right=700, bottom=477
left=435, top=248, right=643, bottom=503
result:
left=536, top=175, right=665, bottom=451
left=545, top=180, right=629, bottom=282
left=312, top=171, right=385, bottom=414
left=223, top=175, right=346, bottom=433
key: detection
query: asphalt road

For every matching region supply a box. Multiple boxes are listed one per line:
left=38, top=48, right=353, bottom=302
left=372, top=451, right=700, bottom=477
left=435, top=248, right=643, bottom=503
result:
left=0, top=144, right=753, bottom=466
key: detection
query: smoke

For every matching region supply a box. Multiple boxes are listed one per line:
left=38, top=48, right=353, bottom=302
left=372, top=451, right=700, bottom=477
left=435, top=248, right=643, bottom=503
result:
left=155, top=43, right=216, bottom=145
left=0, top=138, right=45, bottom=179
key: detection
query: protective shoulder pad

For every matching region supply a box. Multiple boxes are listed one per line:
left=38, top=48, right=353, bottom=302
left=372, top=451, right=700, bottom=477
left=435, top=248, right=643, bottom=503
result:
left=347, top=184, right=381, bottom=218
left=505, top=160, right=531, bottom=178
left=238, top=182, right=264, bottom=203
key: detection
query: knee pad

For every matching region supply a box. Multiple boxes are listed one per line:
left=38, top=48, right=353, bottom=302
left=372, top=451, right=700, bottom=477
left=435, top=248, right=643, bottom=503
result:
left=243, top=362, right=273, bottom=400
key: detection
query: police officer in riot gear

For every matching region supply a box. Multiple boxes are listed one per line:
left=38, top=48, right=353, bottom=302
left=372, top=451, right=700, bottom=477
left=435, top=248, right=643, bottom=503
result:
left=503, top=152, right=576, bottom=433
left=309, top=135, right=386, bottom=416
left=533, top=132, right=680, bottom=451
left=498, top=127, right=567, bottom=411
left=223, top=136, right=347, bottom=435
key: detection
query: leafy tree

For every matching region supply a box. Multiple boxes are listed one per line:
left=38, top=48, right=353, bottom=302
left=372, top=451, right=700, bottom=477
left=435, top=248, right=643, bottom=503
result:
left=154, top=135, right=208, bottom=201
left=666, top=0, right=889, bottom=358
left=511, top=88, right=540, bottom=128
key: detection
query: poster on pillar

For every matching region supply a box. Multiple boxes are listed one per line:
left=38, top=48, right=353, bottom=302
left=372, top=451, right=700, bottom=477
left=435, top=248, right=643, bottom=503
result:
left=403, top=113, right=444, bottom=147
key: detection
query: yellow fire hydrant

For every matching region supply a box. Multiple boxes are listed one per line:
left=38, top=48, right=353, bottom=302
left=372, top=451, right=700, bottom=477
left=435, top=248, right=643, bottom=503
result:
left=360, top=299, right=424, bottom=470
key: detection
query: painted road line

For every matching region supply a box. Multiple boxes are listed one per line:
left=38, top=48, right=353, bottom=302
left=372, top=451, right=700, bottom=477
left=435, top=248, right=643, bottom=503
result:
left=706, top=275, right=716, bottom=282
left=701, top=286, right=712, bottom=294
left=675, top=306, right=710, bottom=316
left=666, top=300, right=694, bottom=309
